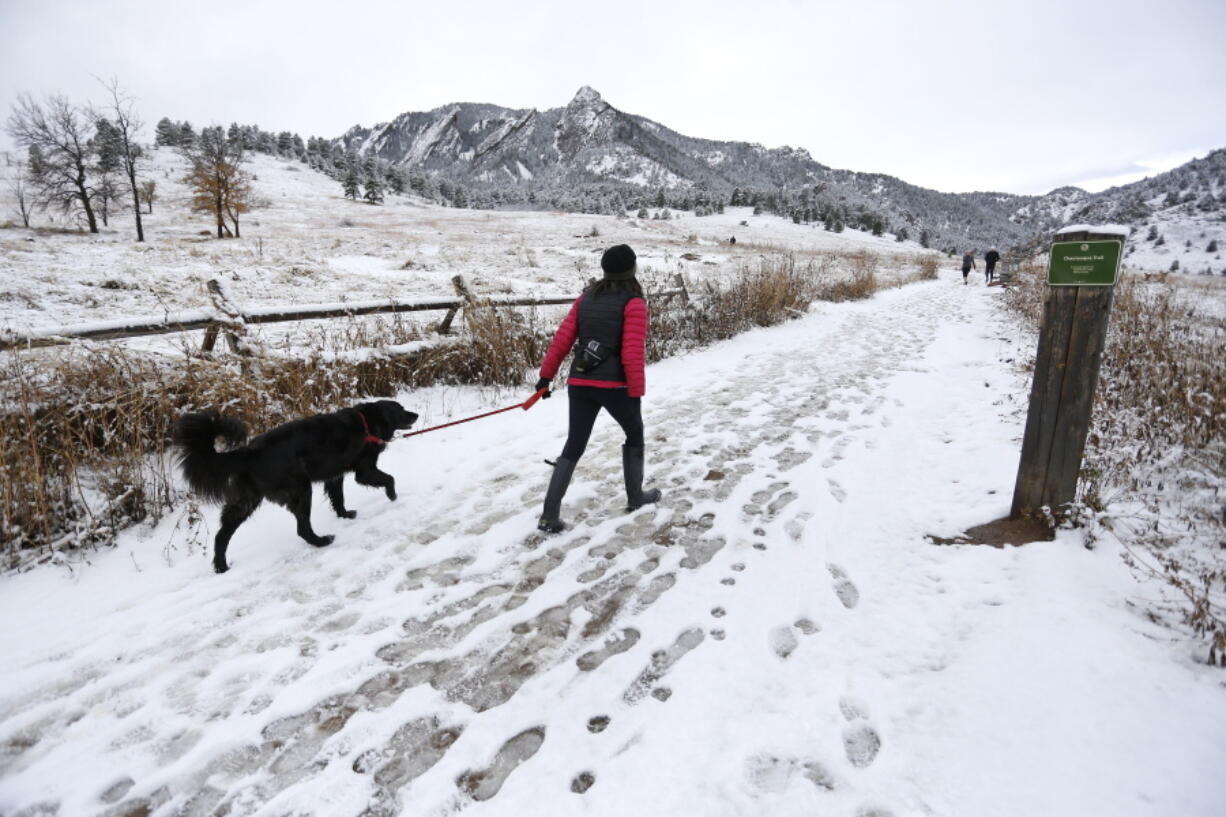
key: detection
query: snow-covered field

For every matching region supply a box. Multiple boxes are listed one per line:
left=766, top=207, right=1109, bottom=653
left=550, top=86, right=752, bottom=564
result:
left=1, top=270, right=1223, bottom=817
left=0, top=150, right=926, bottom=347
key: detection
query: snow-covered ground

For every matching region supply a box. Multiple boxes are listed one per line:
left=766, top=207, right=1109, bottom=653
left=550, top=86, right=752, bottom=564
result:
left=0, top=150, right=928, bottom=346
left=1124, top=208, right=1225, bottom=276
left=1, top=271, right=1222, bottom=817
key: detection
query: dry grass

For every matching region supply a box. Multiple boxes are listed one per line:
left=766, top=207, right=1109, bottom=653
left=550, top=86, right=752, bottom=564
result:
left=1002, top=266, right=1226, bottom=664
left=0, top=312, right=541, bottom=567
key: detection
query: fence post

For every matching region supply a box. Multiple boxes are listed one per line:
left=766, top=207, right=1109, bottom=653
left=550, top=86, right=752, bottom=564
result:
left=1010, top=228, right=1124, bottom=519
left=206, top=278, right=258, bottom=358
left=200, top=325, right=220, bottom=353
left=672, top=272, right=690, bottom=305
left=437, top=275, right=476, bottom=334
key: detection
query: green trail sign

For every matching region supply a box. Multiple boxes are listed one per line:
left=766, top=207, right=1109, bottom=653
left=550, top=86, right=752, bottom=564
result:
left=1048, top=240, right=1122, bottom=286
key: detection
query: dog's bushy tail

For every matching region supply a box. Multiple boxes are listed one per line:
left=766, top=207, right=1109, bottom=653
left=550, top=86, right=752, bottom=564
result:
left=173, top=410, right=248, bottom=503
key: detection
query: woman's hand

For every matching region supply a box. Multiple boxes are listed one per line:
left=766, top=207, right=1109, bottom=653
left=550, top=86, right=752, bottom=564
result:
left=535, top=377, right=552, bottom=398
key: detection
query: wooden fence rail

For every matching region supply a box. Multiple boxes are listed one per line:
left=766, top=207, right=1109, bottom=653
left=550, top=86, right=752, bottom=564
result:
left=0, top=274, right=689, bottom=353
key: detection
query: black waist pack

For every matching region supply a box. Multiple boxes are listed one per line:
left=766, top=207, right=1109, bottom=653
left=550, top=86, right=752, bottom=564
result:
left=573, top=339, right=614, bottom=373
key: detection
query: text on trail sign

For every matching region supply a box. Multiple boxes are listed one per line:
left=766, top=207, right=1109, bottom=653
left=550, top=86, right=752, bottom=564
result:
left=1047, top=240, right=1122, bottom=286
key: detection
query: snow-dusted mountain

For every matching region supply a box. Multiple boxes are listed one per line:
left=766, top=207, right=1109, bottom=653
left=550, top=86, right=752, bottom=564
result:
left=337, top=86, right=825, bottom=192
left=334, top=87, right=1224, bottom=267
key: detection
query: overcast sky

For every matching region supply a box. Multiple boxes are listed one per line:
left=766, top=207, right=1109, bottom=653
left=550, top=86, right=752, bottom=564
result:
left=2, top=0, right=1223, bottom=195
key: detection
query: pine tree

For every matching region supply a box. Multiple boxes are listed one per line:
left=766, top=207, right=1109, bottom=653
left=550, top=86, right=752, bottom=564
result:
left=1208, top=239, right=1219, bottom=253
left=1146, top=225, right=1159, bottom=241
left=363, top=174, right=384, bottom=204
left=920, top=230, right=930, bottom=248
left=342, top=166, right=360, bottom=200
left=387, top=167, right=406, bottom=195
left=896, top=227, right=909, bottom=242
left=92, top=119, right=122, bottom=175
left=154, top=117, right=179, bottom=147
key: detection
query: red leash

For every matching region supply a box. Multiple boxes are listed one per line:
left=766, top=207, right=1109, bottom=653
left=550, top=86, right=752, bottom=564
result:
left=399, top=388, right=548, bottom=439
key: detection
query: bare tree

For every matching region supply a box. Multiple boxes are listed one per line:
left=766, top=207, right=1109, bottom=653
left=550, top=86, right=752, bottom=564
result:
left=6, top=93, right=98, bottom=232
left=139, top=179, right=156, bottom=213
left=7, top=160, right=36, bottom=227
left=182, top=125, right=252, bottom=238
left=95, top=78, right=145, bottom=241
left=223, top=171, right=251, bottom=238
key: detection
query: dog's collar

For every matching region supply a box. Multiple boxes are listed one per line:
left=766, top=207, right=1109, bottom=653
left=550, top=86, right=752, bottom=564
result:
left=357, top=412, right=388, bottom=445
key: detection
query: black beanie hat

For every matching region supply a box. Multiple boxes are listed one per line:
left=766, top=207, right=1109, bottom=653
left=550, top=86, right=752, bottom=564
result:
left=600, top=244, right=637, bottom=280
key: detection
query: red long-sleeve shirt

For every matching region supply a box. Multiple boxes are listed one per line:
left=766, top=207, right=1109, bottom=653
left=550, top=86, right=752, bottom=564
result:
left=539, top=295, right=648, bottom=397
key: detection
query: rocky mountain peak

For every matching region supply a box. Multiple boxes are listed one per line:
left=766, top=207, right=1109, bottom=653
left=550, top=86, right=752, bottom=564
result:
left=571, top=85, right=603, bottom=105
left=555, top=86, right=617, bottom=160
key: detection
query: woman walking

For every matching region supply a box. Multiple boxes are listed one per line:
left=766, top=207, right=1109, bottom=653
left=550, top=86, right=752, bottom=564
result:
left=534, top=244, right=661, bottom=533
left=961, top=249, right=976, bottom=285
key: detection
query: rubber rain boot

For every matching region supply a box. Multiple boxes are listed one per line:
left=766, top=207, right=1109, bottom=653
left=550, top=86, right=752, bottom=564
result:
left=538, top=457, right=577, bottom=533
left=623, top=445, right=661, bottom=511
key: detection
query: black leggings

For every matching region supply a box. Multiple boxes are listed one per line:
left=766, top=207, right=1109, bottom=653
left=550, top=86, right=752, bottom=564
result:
left=561, top=386, right=644, bottom=461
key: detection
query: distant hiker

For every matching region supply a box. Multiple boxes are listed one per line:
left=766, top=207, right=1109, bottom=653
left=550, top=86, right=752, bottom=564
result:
left=534, top=244, right=661, bottom=533
left=985, top=247, right=1000, bottom=284
left=961, top=250, right=976, bottom=285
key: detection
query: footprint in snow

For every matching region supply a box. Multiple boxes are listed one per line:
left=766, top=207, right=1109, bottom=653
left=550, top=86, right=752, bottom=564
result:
left=769, top=626, right=800, bottom=659
left=576, top=628, right=640, bottom=672
left=744, top=753, right=836, bottom=793
left=456, top=726, right=545, bottom=802
left=794, top=618, right=820, bottom=635
left=785, top=513, right=811, bottom=542
left=622, top=628, right=704, bottom=705
left=839, top=696, right=881, bottom=769
left=828, top=564, right=860, bottom=609
left=843, top=724, right=882, bottom=769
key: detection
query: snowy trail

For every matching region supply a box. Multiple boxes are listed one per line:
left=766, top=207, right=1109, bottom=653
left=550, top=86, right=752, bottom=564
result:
left=2, top=274, right=1223, bottom=817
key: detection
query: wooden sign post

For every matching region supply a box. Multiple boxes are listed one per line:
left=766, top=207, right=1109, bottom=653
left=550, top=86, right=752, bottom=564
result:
left=1010, top=227, right=1126, bottom=519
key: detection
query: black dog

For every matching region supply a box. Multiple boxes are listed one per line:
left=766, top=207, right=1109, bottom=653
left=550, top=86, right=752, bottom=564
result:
left=173, top=400, right=418, bottom=573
